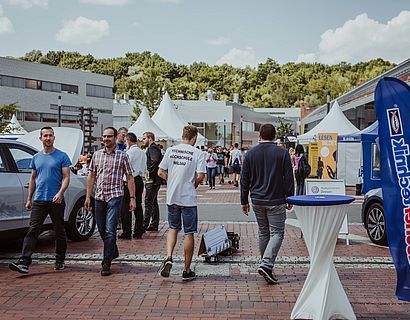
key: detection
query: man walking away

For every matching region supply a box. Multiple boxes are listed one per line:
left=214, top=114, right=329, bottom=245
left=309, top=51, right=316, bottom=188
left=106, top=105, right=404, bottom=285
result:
left=9, top=127, right=71, bottom=273
left=85, top=127, right=136, bottom=276
left=240, top=124, right=294, bottom=284
left=142, top=131, right=163, bottom=231
left=119, top=132, right=147, bottom=239
left=158, top=125, right=206, bottom=281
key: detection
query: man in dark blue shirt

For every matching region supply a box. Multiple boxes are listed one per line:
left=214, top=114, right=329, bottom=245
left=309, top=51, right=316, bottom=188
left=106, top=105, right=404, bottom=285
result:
left=240, top=124, right=294, bottom=284
left=9, top=127, right=71, bottom=274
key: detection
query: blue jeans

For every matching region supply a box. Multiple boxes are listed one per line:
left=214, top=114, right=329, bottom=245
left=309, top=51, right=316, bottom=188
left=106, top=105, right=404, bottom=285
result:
left=253, top=204, right=286, bottom=269
left=207, top=167, right=217, bottom=188
left=95, top=196, right=122, bottom=263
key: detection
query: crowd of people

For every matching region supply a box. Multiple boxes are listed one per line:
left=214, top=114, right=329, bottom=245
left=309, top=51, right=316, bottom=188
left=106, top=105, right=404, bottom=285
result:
left=9, top=123, right=301, bottom=285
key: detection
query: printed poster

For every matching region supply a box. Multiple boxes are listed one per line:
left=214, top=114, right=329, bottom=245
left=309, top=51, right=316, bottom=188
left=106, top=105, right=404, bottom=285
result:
left=317, top=133, right=338, bottom=179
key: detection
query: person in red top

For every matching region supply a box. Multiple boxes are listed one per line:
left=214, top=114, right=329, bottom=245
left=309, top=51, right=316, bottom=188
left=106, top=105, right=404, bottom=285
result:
left=85, top=127, right=136, bottom=276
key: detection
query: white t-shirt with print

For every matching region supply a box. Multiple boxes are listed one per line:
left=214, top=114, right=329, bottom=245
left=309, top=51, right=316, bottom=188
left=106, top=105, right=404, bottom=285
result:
left=230, top=149, right=242, bottom=165
left=159, top=143, right=206, bottom=206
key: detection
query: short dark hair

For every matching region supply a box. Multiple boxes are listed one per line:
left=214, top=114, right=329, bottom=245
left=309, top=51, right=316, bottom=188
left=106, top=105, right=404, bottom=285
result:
left=234, top=143, right=239, bottom=148
left=104, top=126, right=117, bottom=137
left=40, top=126, right=54, bottom=137
left=182, top=125, right=198, bottom=140
left=126, top=132, right=137, bottom=142
left=259, top=124, right=276, bottom=141
left=118, top=127, right=128, bottom=133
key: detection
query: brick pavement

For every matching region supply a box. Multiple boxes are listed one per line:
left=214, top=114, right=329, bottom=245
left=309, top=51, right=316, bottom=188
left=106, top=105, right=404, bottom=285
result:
left=0, top=185, right=408, bottom=319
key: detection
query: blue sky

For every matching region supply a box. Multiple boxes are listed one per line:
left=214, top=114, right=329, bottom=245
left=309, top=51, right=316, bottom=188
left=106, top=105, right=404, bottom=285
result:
left=0, top=0, right=409, bottom=67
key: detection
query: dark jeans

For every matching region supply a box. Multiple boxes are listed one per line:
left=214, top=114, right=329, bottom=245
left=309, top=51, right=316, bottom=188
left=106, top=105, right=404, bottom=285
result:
left=143, top=183, right=160, bottom=229
left=21, top=200, right=66, bottom=266
left=296, top=178, right=305, bottom=195
left=121, top=176, right=144, bottom=236
left=207, top=167, right=217, bottom=188
left=95, top=196, right=122, bottom=263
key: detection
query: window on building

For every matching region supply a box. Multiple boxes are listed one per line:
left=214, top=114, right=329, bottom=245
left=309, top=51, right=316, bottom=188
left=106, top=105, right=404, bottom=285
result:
left=61, top=84, right=79, bottom=94
left=25, top=79, right=41, bottom=90
left=86, top=84, right=112, bottom=99
left=25, top=112, right=40, bottom=122
left=42, top=81, right=61, bottom=92
left=0, top=75, right=25, bottom=88
left=41, top=113, right=58, bottom=123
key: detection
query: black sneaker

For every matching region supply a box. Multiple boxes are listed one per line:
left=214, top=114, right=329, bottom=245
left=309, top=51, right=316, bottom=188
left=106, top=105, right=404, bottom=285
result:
left=9, top=260, right=29, bottom=274
left=159, top=256, right=173, bottom=277
left=101, top=261, right=111, bottom=276
left=118, top=233, right=131, bottom=240
left=257, top=266, right=278, bottom=284
left=54, top=261, right=65, bottom=271
left=182, top=269, right=196, bottom=281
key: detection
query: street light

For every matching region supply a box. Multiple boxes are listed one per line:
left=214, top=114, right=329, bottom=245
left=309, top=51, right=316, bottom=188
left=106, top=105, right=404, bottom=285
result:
left=240, top=115, right=243, bottom=148
left=326, top=91, right=331, bottom=114
left=223, top=119, right=226, bottom=147
left=58, top=95, right=62, bottom=127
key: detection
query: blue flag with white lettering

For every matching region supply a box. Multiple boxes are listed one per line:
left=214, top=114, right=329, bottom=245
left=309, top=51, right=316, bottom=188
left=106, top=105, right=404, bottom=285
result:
left=375, top=77, right=410, bottom=301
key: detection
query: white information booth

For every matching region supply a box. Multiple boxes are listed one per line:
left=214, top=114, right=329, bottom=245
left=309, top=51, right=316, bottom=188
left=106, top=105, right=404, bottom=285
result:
left=305, top=179, right=350, bottom=245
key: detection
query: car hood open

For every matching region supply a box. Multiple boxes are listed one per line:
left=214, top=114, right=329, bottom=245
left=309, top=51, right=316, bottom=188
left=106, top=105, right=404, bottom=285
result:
left=17, top=127, right=84, bottom=166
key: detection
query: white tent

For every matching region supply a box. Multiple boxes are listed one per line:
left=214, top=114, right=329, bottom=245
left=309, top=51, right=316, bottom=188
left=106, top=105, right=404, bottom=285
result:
left=297, top=101, right=359, bottom=145
left=152, top=91, right=207, bottom=145
left=0, top=114, right=28, bottom=139
left=128, top=107, right=169, bottom=141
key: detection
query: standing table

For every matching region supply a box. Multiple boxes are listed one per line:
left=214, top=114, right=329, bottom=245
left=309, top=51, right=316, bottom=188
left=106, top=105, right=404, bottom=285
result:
left=287, top=195, right=356, bottom=320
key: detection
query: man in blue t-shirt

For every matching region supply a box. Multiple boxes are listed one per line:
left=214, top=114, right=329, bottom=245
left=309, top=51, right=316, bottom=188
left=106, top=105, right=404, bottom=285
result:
left=9, top=127, right=72, bottom=274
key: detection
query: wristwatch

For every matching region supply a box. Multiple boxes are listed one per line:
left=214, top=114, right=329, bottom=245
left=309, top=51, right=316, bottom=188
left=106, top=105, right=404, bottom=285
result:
left=130, top=197, right=135, bottom=199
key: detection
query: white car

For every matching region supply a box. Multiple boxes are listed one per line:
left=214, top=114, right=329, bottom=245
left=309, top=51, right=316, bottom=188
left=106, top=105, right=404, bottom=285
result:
left=0, top=139, right=96, bottom=241
left=361, top=188, right=386, bottom=246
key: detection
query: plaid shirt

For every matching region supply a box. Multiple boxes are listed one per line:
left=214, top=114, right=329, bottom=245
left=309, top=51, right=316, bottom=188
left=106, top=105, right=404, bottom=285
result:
left=89, top=148, right=132, bottom=201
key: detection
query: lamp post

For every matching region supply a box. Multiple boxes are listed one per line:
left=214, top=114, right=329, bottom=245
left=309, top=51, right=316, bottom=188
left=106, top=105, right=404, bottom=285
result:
left=57, top=95, right=62, bottom=127
left=223, top=119, right=226, bottom=147
left=240, top=115, right=243, bottom=148
left=326, top=91, right=331, bottom=114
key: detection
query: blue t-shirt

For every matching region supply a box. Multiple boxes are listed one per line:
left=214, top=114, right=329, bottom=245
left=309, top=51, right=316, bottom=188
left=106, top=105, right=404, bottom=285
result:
left=29, top=149, right=72, bottom=201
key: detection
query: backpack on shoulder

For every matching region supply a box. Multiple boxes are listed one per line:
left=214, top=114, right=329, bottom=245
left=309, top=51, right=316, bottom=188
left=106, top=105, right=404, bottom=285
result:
left=298, top=156, right=311, bottom=179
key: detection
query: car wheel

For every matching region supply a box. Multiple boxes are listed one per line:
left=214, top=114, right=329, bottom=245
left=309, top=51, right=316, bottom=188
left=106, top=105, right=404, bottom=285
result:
left=365, top=202, right=388, bottom=246
left=66, top=198, right=96, bottom=241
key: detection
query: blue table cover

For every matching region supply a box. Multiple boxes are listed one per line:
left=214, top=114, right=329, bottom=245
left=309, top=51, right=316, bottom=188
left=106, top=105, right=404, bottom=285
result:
left=287, top=195, right=355, bottom=206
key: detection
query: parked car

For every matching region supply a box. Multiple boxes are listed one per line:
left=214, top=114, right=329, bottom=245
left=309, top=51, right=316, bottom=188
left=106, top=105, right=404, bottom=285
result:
left=361, top=188, right=387, bottom=246
left=0, top=139, right=95, bottom=241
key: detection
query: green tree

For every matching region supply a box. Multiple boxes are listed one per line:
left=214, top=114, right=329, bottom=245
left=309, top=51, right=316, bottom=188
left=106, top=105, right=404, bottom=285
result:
left=0, top=103, right=20, bottom=133
left=276, top=118, right=294, bottom=138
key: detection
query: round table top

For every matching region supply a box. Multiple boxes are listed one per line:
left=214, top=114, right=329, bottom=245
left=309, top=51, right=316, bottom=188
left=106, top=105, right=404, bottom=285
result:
left=287, top=195, right=355, bottom=206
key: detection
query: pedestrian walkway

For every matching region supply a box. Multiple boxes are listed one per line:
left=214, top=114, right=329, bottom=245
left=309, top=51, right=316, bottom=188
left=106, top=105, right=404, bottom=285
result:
left=0, top=185, right=407, bottom=320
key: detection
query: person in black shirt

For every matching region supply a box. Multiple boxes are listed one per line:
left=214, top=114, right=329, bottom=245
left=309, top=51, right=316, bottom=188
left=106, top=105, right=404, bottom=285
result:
left=216, top=147, right=225, bottom=184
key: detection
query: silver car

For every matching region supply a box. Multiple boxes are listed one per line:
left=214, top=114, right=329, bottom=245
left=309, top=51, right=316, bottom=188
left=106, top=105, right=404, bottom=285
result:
left=361, top=188, right=386, bottom=246
left=0, top=139, right=95, bottom=241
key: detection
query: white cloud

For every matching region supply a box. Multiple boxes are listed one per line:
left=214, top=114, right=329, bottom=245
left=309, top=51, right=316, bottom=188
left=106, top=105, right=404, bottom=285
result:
left=216, top=47, right=259, bottom=67
left=131, top=21, right=140, bottom=27
left=0, top=5, right=14, bottom=34
left=0, top=16, right=14, bottom=33
left=79, top=0, right=128, bottom=5
left=207, top=36, right=230, bottom=46
left=296, top=11, right=410, bottom=64
left=6, top=0, right=48, bottom=9
left=56, top=16, right=109, bottom=45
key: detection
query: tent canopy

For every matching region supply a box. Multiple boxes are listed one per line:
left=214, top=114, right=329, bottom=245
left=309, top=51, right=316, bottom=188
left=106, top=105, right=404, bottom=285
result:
left=338, top=121, right=378, bottom=143
left=0, top=115, right=28, bottom=139
left=128, top=107, right=169, bottom=141
left=152, top=91, right=206, bottom=145
left=297, top=101, right=359, bottom=145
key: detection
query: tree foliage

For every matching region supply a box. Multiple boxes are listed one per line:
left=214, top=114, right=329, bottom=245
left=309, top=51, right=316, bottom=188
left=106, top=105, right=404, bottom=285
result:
left=20, top=50, right=396, bottom=119
left=0, top=102, right=19, bottom=133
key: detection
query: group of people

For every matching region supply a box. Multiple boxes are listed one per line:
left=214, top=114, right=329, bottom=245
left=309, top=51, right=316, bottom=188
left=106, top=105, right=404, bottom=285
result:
left=202, top=143, right=243, bottom=189
left=9, top=122, right=297, bottom=285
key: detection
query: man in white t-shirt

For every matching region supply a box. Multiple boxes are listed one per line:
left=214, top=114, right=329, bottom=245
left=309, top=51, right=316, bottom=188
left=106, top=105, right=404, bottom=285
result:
left=157, top=125, right=206, bottom=281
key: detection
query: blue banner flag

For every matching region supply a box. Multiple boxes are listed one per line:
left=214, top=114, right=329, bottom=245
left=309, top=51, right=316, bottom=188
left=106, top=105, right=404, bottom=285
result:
left=375, top=77, right=410, bottom=301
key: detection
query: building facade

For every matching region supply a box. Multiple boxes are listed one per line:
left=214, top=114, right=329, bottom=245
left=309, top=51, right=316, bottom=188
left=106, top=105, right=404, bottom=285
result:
left=0, top=57, right=114, bottom=143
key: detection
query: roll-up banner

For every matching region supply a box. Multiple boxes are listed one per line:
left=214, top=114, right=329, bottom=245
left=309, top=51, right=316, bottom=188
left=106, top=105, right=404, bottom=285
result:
left=317, top=133, right=338, bottom=179
left=375, top=77, right=410, bottom=301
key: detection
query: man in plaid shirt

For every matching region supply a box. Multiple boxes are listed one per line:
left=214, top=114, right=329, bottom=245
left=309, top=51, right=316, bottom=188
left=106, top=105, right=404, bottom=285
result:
left=85, top=127, right=136, bottom=276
